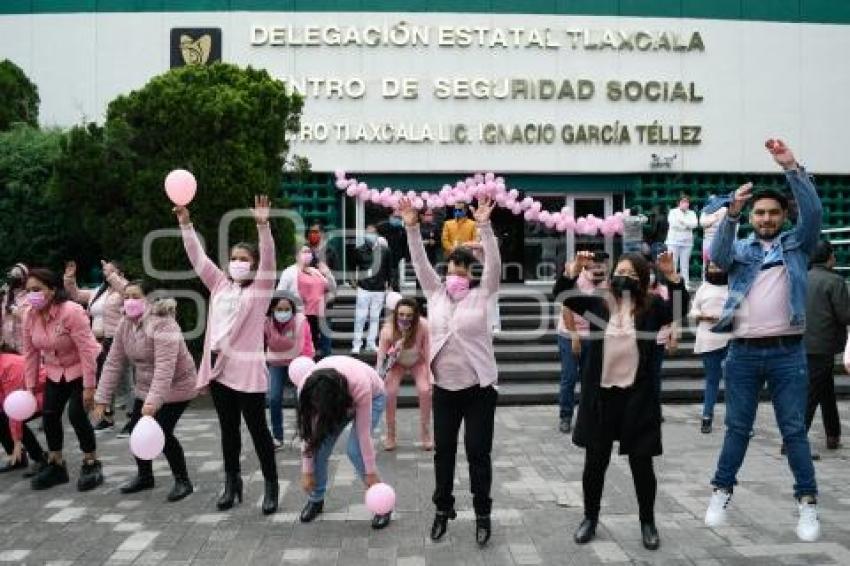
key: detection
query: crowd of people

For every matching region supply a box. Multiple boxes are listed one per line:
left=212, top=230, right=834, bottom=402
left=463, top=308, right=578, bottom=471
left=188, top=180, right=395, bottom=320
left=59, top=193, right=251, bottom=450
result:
left=0, top=139, right=842, bottom=549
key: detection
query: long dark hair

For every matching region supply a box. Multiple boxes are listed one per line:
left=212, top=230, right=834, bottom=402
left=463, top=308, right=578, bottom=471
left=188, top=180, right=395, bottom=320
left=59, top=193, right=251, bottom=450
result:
left=26, top=268, right=69, bottom=305
left=297, top=369, right=354, bottom=456
left=266, top=291, right=298, bottom=317
left=91, top=259, right=124, bottom=304
left=614, top=252, right=653, bottom=317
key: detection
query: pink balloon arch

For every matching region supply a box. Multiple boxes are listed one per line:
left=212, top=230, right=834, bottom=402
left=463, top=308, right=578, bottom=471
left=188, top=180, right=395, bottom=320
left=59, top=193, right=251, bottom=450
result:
left=333, top=170, right=625, bottom=237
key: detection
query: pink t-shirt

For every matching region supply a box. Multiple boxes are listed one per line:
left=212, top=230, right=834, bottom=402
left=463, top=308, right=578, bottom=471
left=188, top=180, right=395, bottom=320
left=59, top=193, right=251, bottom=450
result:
left=297, top=271, right=327, bottom=316
left=733, top=265, right=798, bottom=338
left=600, top=310, right=639, bottom=388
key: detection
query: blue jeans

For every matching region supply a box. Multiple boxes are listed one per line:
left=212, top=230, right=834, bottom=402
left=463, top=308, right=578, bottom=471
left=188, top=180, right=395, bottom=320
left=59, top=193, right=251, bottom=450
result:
left=623, top=240, right=642, bottom=254
left=711, top=341, right=817, bottom=498
left=309, top=393, right=386, bottom=502
left=700, top=346, right=728, bottom=419
left=267, top=364, right=292, bottom=441
left=558, top=335, right=588, bottom=420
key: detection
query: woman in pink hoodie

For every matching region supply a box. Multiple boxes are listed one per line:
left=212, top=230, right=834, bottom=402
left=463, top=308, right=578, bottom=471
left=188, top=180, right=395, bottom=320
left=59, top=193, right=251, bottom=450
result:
left=400, top=195, right=500, bottom=547
left=290, top=355, right=389, bottom=529
left=175, top=196, right=279, bottom=515
left=377, top=297, right=431, bottom=451
left=94, top=280, right=197, bottom=502
left=22, top=268, right=103, bottom=492
left=264, top=291, right=314, bottom=448
left=0, top=352, right=46, bottom=476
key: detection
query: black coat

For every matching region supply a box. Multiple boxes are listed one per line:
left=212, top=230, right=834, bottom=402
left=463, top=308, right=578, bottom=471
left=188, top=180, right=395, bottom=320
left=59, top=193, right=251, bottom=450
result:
left=354, top=242, right=392, bottom=292
left=552, top=275, right=689, bottom=456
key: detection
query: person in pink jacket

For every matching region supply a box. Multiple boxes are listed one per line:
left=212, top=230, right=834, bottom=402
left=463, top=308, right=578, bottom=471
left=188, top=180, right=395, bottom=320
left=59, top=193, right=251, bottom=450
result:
left=93, top=280, right=197, bottom=502
left=290, top=355, right=389, bottom=529
left=64, top=259, right=130, bottom=432
left=22, top=268, right=103, bottom=491
left=377, top=297, right=432, bottom=452
left=175, top=195, right=279, bottom=516
left=1, top=263, right=29, bottom=353
left=265, top=291, right=314, bottom=448
left=400, top=195, right=500, bottom=547
left=0, top=352, right=46, bottom=476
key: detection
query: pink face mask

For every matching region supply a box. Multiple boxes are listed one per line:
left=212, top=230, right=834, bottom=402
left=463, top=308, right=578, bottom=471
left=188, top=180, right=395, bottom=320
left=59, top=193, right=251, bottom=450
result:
left=228, top=260, right=252, bottom=281
left=26, top=291, right=47, bottom=310
left=123, top=298, right=146, bottom=318
left=679, top=200, right=690, bottom=211
left=300, top=252, right=313, bottom=265
left=445, top=275, right=470, bottom=300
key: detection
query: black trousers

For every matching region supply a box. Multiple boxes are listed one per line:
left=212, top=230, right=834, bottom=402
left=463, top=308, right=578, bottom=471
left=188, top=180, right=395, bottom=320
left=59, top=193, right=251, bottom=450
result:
left=0, top=411, right=45, bottom=461
left=43, top=378, right=96, bottom=453
left=805, top=354, right=841, bottom=438
left=582, top=387, right=656, bottom=523
left=210, top=381, right=277, bottom=481
left=305, top=315, right=324, bottom=360
left=432, top=384, right=497, bottom=516
left=128, top=398, right=190, bottom=480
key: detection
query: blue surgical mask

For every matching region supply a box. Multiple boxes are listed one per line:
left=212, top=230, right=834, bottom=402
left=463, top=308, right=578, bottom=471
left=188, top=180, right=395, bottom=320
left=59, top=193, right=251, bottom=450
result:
left=389, top=217, right=402, bottom=227
left=273, top=311, right=293, bottom=324
left=364, top=233, right=377, bottom=245
left=453, top=210, right=465, bottom=219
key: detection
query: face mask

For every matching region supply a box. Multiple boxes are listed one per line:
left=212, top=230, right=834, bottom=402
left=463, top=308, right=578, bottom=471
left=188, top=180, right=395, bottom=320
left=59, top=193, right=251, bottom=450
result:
left=228, top=260, right=252, bottom=281
left=273, top=311, right=293, bottom=324
left=299, top=252, right=313, bottom=265
left=445, top=275, right=470, bottom=300
left=611, top=275, right=640, bottom=298
left=453, top=210, right=465, bottom=219
left=123, top=298, right=146, bottom=318
left=364, top=233, right=377, bottom=245
left=679, top=201, right=690, bottom=211
left=26, top=291, right=47, bottom=310
left=397, top=318, right=412, bottom=331
left=706, top=272, right=729, bottom=286
left=389, top=217, right=403, bottom=227
left=307, top=232, right=321, bottom=246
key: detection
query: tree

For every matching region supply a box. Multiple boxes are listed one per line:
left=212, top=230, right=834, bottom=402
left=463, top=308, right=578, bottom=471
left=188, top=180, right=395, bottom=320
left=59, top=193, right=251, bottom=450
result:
left=0, top=60, right=39, bottom=131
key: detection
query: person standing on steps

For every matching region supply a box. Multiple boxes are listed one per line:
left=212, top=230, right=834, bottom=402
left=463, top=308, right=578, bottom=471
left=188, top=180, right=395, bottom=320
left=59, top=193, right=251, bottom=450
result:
left=665, top=194, right=698, bottom=290
left=703, top=139, right=823, bottom=543
left=351, top=225, right=391, bottom=355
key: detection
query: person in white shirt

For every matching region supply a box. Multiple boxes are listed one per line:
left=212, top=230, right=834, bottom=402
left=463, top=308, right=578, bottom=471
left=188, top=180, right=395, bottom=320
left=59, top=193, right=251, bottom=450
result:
left=665, top=194, right=698, bottom=289
left=689, top=263, right=732, bottom=433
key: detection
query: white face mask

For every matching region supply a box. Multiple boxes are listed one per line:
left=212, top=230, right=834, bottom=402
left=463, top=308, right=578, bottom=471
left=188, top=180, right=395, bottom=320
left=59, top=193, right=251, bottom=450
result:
left=228, top=260, right=252, bottom=281
left=273, top=310, right=293, bottom=324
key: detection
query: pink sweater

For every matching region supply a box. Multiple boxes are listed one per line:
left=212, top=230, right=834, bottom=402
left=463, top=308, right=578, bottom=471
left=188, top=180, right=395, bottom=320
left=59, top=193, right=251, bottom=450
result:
left=264, top=313, right=314, bottom=366
left=64, top=271, right=129, bottom=339
left=182, top=222, right=276, bottom=394
left=0, top=353, right=46, bottom=441
left=406, top=221, right=500, bottom=387
left=298, top=355, right=385, bottom=475
left=23, top=301, right=101, bottom=389
left=376, top=319, right=430, bottom=371
left=95, top=299, right=197, bottom=410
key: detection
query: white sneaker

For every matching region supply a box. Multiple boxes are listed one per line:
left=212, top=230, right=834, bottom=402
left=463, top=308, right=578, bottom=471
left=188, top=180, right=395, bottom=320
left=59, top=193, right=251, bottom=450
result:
left=705, top=488, right=732, bottom=527
left=350, top=346, right=361, bottom=355
left=796, top=498, right=820, bottom=542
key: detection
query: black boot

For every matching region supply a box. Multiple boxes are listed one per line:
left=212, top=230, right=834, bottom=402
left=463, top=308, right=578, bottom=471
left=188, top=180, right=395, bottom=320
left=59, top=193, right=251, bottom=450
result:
left=23, top=455, right=47, bottom=479
left=574, top=518, right=598, bottom=544
left=371, top=512, right=392, bottom=530
left=216, top=473, right=243, bottom=511
left=430, top=509, right=456, bottom=541
left=77, top=459, right=104, bottom=492
left=701, top=417, right=712, bottom=434
left=167, top=477, right=194, bottom=502
left=262, top=479, right=279, bottom=515
left=475, top=515, right=492, bottom=547
left=120, top=474, right=155, bottom=494
left=31, top=461, right=69, bottom=490
left=300, top=500, right=324, bottom=523
left=641, top=521, right=660, bottom=550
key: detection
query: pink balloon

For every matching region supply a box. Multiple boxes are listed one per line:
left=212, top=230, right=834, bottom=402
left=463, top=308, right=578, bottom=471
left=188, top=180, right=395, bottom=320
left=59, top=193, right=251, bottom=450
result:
left=164, top=169, right=197, bottom=206
left=465, top=179, right=477, bottom=189
left=521, top=197, right=534, bottom=210
left=289, top=356, right=317, bottom=388
left=413, top=198, right=424, bottom=210
left=130, top=416, right=165, bottom=460
left=474, top=173, right=485, bottom=184
left=556, top=220, right=568, bottom=232
left=365, top=483, right=396, bottom=515
left=370, top=191, right=382, bottom=204
left=357, top=182, right=368, bottom=193
left=531, top=201, right=543, bottom=212
left=495, top=182, right=506, bottom=193
left=512, top=203, right=523, bottom=215
left=335, top=179, right=348, bottom=190
left=434, top=197, right=446, bottom=208
left=3, top=390, right=36, bottom=421
left=406, top=191, right=417, bottom=200
left=509, top=189, right=519, bottom=200
left=346, top=186, right=358, bottom=197
left=524, top=209, right=539, bottom=221
left=484, top=172, right=495, bottom=183
left=441, top=184, right=452, bottom=193
left=334, top=169, right=346, bottom=179
left=446, top=196, right=457, bottom=206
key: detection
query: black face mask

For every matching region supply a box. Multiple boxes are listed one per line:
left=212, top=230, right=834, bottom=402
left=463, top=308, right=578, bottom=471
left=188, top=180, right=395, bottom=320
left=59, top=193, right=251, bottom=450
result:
left=705, top=272, right=728, bottom=286
left=610, top=275, right=640, bottom=298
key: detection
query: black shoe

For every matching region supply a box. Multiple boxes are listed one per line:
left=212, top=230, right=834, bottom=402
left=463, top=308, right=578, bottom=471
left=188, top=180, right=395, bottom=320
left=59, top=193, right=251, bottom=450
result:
left=167, top=477, right=194, bottom=502
left=262, top=479, right=279, bottom=515
left=574, top=518, right=597, bottom=544
left=826, top=436, right=841, bottom=450
left=300, top=500, right=324, bottom=523
left=31, top=461, right=69, bottom=490
left=77, top=459, right=104, bottom=492
left=641, top=521, right=660, bottom=550
left=216, top=473, right=243, bottom=511
left=93, top=419, right=114, bottom=434
left=120, top=474, right=154, bottom=494
left=475, top=515, right=492, bottom=547
left=116, top=421, right=133, bottom=439
left=559, top=418, right=572, bottom=434
left=0, top=454, right=28, bottom=473
left=701, top=417, right=712, bottom=434
left=430, top=509, right=456, bottom=541
left=23, top=457, right=47, bottom=479
left=371, top=512, right=392, bottom=530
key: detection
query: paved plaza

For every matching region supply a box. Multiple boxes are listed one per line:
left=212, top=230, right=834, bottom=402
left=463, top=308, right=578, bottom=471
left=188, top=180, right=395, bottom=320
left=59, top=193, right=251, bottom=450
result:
left=0, top=402, right=849, bottom=565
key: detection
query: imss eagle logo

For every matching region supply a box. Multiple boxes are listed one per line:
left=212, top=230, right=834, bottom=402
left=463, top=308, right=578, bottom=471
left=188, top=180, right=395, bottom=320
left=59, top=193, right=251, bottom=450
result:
left=170, top=28, right=222, bottom=68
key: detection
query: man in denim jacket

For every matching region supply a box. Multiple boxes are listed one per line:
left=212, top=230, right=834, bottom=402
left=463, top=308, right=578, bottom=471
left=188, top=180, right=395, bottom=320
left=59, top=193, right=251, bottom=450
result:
left=703, top=140, right=822, bottom=543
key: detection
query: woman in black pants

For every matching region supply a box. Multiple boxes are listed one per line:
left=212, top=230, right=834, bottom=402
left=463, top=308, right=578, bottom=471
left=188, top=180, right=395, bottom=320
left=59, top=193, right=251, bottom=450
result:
left=552, top=250, right=689, bottom=550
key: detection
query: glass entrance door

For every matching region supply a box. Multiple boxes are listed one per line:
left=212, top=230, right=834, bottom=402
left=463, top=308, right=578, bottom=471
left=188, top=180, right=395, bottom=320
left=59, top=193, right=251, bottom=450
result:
left=566, top=194, right=614, bottom=261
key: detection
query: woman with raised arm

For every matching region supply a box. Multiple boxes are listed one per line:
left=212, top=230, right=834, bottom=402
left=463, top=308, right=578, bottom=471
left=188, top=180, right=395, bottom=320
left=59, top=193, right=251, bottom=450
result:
left=174, top=196, right=279, bottom=515
left=400, top=195, right=500, bottom=547
left=551, top=250, right=689, bottom=551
